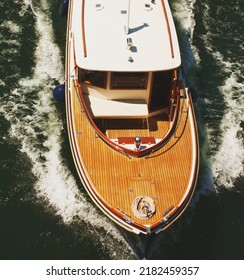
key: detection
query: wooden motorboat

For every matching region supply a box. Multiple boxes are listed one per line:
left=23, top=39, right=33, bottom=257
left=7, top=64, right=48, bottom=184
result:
left=65, top=0, right=199, bottom=234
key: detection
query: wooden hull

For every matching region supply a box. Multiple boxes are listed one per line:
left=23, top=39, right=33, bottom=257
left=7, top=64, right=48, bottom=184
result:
left=65, top=0, right=199, bottom=235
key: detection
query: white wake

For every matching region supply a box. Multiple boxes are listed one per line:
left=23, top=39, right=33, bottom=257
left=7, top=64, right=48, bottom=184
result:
left=0, top=0, right=136, bottom=259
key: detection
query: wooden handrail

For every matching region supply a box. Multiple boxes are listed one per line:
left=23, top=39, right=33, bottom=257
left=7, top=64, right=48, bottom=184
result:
left=160, top=0, right=174, bottom=58
left=81, top=0, right=87, bottom=57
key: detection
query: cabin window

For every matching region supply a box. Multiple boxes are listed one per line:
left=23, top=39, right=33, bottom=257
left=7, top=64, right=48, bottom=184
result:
left=111, top=72, right=148, bottom=89
left=79, top=68, right=106, bottom=88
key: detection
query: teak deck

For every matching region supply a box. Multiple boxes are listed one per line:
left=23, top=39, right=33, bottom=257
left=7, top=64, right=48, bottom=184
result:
left=68, top=84, right=197, bottom=229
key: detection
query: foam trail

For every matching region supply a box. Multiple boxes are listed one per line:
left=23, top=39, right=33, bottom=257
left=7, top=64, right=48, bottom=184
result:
left=170, top=0, right=217, bottom=199
left=212, top=71, right=244, bottom=187
left=200, top=3, right=243, bottom=188
left=0, top=20, right=22, bottom=34
left=29, top=0, right=38, bottom=16
left=0, top=20, right=21, bottom=57
left=172, top=0, right=200, bottom=66
left=0, top=0, right=136, bottom=259
left=18, top=0, right=33, bottom=16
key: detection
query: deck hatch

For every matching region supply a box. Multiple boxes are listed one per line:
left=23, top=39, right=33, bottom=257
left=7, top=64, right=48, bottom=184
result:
left=127, top=177, right=158, bottom=201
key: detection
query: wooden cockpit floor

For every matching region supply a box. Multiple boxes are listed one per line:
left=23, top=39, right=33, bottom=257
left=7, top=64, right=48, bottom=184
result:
left=98, top=113, right=170, bottom=139
left=68, top=86, right=195, bottom=227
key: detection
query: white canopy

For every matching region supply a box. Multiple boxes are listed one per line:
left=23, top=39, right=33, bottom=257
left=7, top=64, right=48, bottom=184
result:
left=72, top=0, right=181, bottom=71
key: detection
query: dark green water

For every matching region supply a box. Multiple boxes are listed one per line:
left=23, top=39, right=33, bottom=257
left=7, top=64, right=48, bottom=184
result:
left=0, top=0, right=243, bottom=260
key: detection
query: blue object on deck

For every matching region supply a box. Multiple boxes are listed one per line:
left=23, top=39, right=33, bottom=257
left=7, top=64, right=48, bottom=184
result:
left=59, top=0, right=69, bottom=17
left=53, top=84, right=65, bottom=101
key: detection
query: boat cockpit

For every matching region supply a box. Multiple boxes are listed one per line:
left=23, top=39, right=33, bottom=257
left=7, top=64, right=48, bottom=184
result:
left=76, top=67, right=182, bottom=157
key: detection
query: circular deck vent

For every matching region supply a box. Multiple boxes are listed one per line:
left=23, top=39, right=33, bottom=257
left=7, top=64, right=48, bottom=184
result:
left=132, top=196, right=156, bottom=220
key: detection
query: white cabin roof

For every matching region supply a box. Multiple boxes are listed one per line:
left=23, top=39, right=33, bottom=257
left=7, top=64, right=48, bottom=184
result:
left=72, top=0, right=181, bottom=72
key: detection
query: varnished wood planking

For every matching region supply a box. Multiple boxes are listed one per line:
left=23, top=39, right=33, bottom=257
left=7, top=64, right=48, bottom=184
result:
left=105, top=115, right=169, bottom=140
left=106, top=119, right=149, bottom=139
left=69, top=84, right=194, bottom=226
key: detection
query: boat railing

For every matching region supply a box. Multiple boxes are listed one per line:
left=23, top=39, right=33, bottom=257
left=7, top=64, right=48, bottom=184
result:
left=173, top=89, right=189, bottom=138
left=73, top=78, right=181, bottom=158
